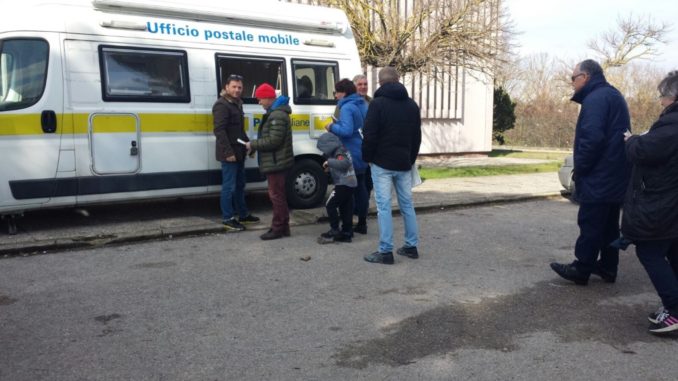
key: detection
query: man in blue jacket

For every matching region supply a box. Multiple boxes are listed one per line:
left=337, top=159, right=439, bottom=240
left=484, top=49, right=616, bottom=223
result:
left=551, top=59, right=631, bottom=285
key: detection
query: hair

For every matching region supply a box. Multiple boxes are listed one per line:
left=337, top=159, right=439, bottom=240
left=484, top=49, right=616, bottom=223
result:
left=577, top=59, right=603, bottom=77
left=335, top=78, right=356, bottom=95
left=224, top=74, right=243, bottom=87
left=658, top=71, right=678, bottom=100
left=352, top=74, right=367, bottom=83
left=378, top=67, right=399, bottom=84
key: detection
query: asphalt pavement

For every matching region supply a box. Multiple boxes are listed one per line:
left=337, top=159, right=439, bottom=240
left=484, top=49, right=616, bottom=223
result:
left=0, top=157, right=564, bottom=256
left=1, top=199, right=677, bottom=380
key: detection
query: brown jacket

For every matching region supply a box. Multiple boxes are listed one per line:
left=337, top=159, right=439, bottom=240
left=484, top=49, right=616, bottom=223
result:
left=212, top=95, right=249, bottom=162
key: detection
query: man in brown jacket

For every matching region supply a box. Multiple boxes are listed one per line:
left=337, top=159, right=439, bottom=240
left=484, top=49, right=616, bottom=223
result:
left=213, top=74, right=259, bottom=231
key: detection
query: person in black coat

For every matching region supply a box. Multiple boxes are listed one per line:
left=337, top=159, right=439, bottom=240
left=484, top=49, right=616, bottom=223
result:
left=621, top=71, right=678, bottom=334
left=212, top=74, right=259, bottom=231
left=361, top=67, right=422, bottom=265
left=551, top=59, right=631, bottom=285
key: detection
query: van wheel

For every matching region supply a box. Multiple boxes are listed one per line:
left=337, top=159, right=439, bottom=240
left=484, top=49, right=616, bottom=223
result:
left=286, top=159, right=327, bottom=209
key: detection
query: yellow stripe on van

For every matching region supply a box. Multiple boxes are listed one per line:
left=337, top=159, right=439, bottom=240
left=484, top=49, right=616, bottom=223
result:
left=0, top=114, right=45, bottom=135
left=1, top=112, right=324, bottom=135
left=91, top=114, right=138, bottom=133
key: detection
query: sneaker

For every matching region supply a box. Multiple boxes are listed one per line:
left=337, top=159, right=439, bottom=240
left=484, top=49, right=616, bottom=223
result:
left=364, top=251, right=394, bottom=265
left=649, top=311, right=678, bottom=334
left=353, top=224, right=367, bottom=235
left=397, top=246, right=419, bottom=259
left=591, top=263, right=616, bottom=283
left=648, top=306, right=670, bottom=324
left=223, top=218, right=245, bottom=232
left=260, top=229, right=284, bottom=240
left=238, top=214, right=260, bottom=224
left=550, top=262, right=588, bottom=285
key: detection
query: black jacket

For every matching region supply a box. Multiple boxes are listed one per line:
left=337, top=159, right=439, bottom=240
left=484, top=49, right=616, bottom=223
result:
left=213, top=95, right=249, bottom=162
left=362, top=82, right=421, bottom=171
left=622, top=102, right=678, bottom=241
left=571, top=73, right=631, bottom=203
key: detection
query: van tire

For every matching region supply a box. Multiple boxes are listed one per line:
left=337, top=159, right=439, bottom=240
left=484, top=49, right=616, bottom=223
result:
left=286, top=159, right=327, bottom=209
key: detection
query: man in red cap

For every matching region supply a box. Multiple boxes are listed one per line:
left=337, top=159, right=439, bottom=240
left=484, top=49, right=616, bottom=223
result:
left=245, top=84, right=294, bottom=240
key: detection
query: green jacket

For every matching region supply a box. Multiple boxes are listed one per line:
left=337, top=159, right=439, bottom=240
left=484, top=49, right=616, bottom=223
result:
left=251, top=103, right=294, bottom=174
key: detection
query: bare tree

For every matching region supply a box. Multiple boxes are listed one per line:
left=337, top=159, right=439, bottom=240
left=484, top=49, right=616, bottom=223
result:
left=308, top=0, right=514, bottom=76
left=588, top=14, right=671, bottom=69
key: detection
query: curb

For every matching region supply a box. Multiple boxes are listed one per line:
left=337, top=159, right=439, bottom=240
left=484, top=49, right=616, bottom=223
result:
left=0, top=192, right=563, bottom=257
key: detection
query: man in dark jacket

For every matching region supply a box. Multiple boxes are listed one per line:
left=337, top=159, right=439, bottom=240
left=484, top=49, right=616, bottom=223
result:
left=213, top=74, right=259, bottom=232
left=551, top=59, right=631, bottom=285
left=245, top=83, right=294, bottom=240
left=362, top=67, right=422, bottom=265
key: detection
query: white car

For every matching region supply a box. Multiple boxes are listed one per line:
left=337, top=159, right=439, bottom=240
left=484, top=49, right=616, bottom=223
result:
left=558, top=155, right=575, bottom=195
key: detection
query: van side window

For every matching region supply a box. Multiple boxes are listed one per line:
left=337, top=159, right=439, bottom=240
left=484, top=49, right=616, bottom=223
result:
left=291, top=60, right=338, bottom=106
left=99, top=46, right=190, bottom=103
left=216, top=55, right=286, bottom=104
left=0, top=39, right=49, bottom=112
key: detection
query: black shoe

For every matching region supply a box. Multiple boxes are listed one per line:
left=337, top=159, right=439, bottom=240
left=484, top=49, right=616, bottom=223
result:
left=238, top=214, right=260, bottom=224
left=550, top=262, right=588, bottom=285
left=353, top=224, right=367, bottom=235
left=223, top=218, right=245, bottom=232
left=334, top=232, right=352, bottom=243
left=260, top=229, right=284, bottom=240
left=364, top=251, right=394, bottom=265
left=591, top=264, right=616, bottom=283
left=320, top=229, right=341, bottom=239
left=397, top=246, right=419, bottom=259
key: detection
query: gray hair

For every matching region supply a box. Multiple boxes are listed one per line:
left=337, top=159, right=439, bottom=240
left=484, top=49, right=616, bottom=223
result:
left=577, top=59, right=603, bottom=77
left=378, top=67, right=399, bottom=84
left=658, top=71, right=678, bottom=99
left=352, top=74, right=367, bottom=83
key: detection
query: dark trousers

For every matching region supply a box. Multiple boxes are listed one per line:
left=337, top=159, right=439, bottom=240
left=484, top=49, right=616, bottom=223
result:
left=573, top=202, right=621, bottom=274
left=635, top=238, right=678, bottom=312
left=326, top=185, right=354, bottom=233
left=353, top=173, right=369, bottom=220
left=266, top=171, right=289, bottom=234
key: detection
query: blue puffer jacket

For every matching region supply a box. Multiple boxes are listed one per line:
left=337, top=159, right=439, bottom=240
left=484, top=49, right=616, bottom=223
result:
left=330, top=93, right=368, bottom=173
left=571, top=73, right=631, bottom=203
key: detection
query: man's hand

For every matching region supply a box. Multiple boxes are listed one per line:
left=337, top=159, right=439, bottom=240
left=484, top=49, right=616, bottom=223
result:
left=624, top=130, right=632, bottom=141
left=225, top=155, right=236, bottom=162
left=245, top=141, right=251, bottom=150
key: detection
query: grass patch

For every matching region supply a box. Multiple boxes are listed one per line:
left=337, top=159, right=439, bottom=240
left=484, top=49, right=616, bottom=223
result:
left=419, top=162, right=561, bottom=179
left=489, top=149, right=570, bottom=161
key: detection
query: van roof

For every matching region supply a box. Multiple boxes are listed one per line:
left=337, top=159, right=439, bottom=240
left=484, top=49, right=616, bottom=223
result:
left=3, top=0, right=351, bottom=35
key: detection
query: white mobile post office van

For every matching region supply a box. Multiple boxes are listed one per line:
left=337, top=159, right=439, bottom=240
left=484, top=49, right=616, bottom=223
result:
left=0, top=0, right=362, bottom=233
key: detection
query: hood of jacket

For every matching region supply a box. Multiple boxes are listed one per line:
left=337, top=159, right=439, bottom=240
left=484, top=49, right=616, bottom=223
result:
left=338, top=92, right=367, bottom=108
left=373, top=82, right=409, bottom=101
left=571, top=72, right=609, bottom=104
left=316, top=132, right=342, bottom=157
left=269, top=95, right=291, bottom=113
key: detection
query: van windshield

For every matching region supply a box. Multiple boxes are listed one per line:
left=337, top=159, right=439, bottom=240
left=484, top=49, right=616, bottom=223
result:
left=0, top=39, right=49, bottom=112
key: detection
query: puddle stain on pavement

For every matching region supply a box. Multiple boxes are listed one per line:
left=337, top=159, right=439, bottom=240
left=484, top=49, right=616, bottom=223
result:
left=333, top=279, right=677, bottom=369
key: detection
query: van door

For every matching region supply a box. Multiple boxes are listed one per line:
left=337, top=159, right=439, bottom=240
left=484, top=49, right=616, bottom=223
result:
left=0, top=36, right=63, bottom=212
left=89, top=113, right=140, bottom=174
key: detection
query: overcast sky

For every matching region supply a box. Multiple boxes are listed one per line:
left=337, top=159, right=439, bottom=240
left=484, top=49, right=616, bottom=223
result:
left=505, top=0, right=678, bottom=71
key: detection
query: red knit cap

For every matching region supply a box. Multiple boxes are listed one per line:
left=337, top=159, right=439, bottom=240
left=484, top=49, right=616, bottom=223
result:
left=254, top=83, right=276, bottom=99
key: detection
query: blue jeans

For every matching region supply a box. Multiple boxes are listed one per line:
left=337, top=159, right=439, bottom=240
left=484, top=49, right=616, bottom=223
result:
left=370, top=163, right=418, bottom=253
left=220, top=161, right=248, bottom=221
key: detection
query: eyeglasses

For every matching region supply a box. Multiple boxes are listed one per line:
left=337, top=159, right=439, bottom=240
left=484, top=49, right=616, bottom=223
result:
left=571, top=73, right=585, bottom=82
left=227, top=74, right=244, bottom=81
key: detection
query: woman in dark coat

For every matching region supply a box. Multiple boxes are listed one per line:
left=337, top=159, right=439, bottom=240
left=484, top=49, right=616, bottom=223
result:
left=622, top=70, right=678, bottom=334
